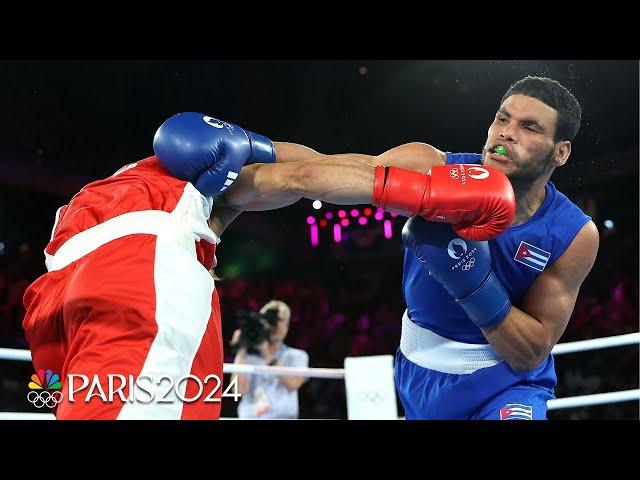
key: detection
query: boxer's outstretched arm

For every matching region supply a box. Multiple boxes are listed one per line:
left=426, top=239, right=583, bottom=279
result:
left=210, top=157, right=375, bottom=235
left=481, top=221, right=599, bottom=372
left=220, top=156, right=375, bottom=212
left=219, top=141, right=446, bottom=212
left=211, top=142, right=448, bottom=234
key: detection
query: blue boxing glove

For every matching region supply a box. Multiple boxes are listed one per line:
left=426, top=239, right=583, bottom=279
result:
left=153, top=112, right=275, bottom=197
left=402, top=216, right=511, bottom=329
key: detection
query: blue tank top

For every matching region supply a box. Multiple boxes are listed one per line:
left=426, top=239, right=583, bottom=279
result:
left=403, top=152, right=592, bottom=344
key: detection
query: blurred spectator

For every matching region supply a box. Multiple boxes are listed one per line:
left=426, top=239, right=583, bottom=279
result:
left=230, top=300, right=309, bottom=419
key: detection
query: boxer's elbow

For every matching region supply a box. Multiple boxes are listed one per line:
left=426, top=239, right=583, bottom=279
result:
left=506, top=357, right=542, bottom=373
left=504, top=341, right=551, bottom=372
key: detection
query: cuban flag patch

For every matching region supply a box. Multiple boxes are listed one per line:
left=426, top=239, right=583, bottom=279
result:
left=514, top=241, right=551, bottom=272
left=500, top=404, right=533, bottom=420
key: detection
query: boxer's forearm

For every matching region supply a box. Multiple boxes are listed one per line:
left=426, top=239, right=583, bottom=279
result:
left=222, top=158, right=375, bottom=211
left=481, top=306, right=553, bottom=372
left=284, top=157, right=375, bottom=204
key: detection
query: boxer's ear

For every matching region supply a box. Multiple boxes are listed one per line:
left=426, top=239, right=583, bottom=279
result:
left=553, top=141, right=571, bottom=168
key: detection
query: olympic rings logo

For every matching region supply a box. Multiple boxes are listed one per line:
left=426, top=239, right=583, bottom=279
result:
left=461, top=258, right=476, bottom=270
left=27, top=390, right=63, bottom=409
left=449, top=169, right=459, bottom=179
left=361, top=390, right=384, bottom=404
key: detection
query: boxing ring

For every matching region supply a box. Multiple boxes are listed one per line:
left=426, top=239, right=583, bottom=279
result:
left=1, top=331, right=638, bottom=419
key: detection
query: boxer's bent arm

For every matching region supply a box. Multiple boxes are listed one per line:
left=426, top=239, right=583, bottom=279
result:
left=274, top=141, right=446, bottom=173
left=481, top=221, right=599, bottom=372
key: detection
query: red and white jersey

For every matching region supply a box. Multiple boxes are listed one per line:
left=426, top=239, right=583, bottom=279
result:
left=23, top=156, right=225, bottom=420
left=45, top=156, right=220, bottom=271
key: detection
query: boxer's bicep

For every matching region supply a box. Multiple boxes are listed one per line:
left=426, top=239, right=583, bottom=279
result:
left=320, top=143, right=445, bottom=172
left=274, top=141, right=446, bottom=174
left=374, top=142, right=446, bottom=173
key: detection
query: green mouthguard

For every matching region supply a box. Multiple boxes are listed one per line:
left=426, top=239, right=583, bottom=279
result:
left=494, top=145, right=508, bottom=156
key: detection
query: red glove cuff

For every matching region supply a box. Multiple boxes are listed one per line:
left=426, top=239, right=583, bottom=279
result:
left=371, top=166, right=430, bottom=217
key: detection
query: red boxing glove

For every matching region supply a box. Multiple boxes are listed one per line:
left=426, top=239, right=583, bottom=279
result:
left=371, top=164, right=516, bottom=241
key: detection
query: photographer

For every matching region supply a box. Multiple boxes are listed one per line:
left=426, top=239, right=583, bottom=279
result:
left=231, top=300, right=309, bottom=419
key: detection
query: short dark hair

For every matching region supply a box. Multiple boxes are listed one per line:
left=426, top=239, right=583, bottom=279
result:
left=501, top=76, right=582, bottom=142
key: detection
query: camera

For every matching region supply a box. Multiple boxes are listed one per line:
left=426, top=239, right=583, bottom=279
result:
left=234, top=307, right=280, bottom=355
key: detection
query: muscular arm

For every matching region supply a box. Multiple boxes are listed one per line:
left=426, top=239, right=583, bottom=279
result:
left=210, top=142, right=445, bottom=236
left=208, top=157, right=374, bottom=236
left=273, top=141, right=446, bottom=171
left=481, top=221, right=600, bottom=372
left=220, top=142, right=445, bottom=211
left=220, top=156, right=375, bottom=210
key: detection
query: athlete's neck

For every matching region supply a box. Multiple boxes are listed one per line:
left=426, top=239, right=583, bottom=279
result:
left=269, top=340, right=284, bottom=355
left=511, top=176, right=549, bottom=226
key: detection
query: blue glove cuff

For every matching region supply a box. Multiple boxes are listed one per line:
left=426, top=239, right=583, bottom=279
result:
left=246, top=131, right=275, bottom=164
left=456, top=270, right=511, bottom=329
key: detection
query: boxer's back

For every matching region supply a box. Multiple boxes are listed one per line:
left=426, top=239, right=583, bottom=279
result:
left=22, top=156, right=224, bottom=419
left=46, top=156, right=218, bottom=270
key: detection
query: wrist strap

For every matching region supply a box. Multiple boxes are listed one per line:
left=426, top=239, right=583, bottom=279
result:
left=371, top=166, right=430, bottom=217
left=456, top=270, right=512, bottom=329
left=246, top=130, right=275, bottom=164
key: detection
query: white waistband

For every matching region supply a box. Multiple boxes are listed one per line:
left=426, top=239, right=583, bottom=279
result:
left=400, top=310, right=503, bottom=375
left=45, top=185, right=220, bottom=272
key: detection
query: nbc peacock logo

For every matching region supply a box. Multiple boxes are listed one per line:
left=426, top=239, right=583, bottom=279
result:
left=27, top=369, right=63, bottom=408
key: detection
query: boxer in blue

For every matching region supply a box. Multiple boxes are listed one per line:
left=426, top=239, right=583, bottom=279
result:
left=393, top=77, right=598, bottom=420
left=155, top=76, right=599, bottom=420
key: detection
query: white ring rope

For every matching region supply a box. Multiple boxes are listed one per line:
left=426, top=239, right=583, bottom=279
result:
left=547, top=389, right=640, bottom=410
left=0, top=348, right=346, bottom=379
left=1, top=332, right=637, bottom=418
left=2, top=332, right=637, bottom=376
left=0, top=348, right=31, bottom=362
left=551, top=332, right=640, bottom=355
left=223, top=364, right=345, bottom=378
